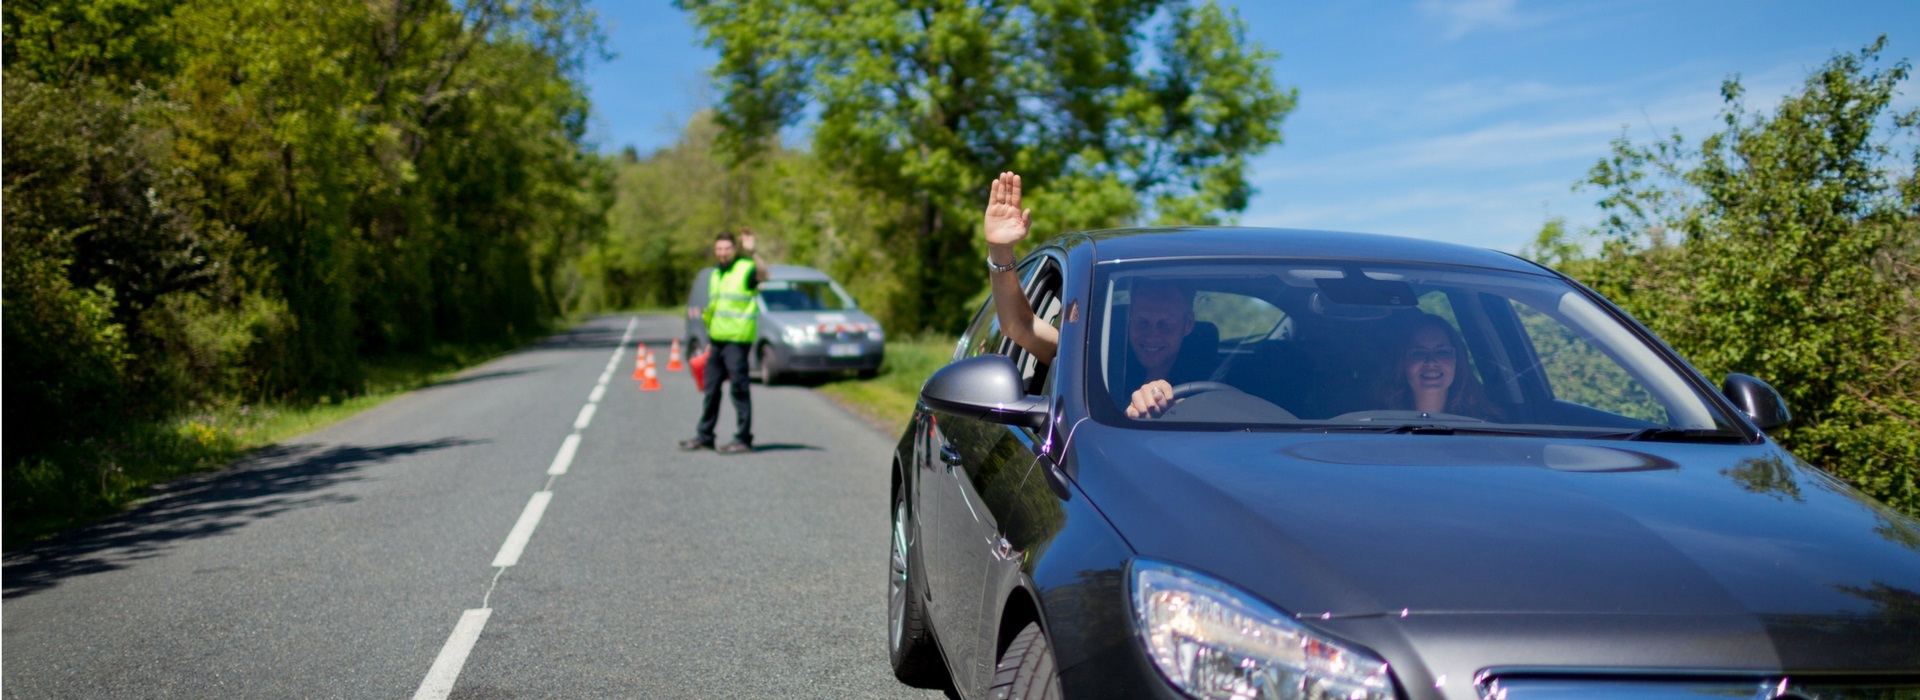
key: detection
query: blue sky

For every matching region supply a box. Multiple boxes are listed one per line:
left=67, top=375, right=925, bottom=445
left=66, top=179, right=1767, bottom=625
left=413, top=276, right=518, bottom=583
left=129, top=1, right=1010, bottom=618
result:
left=580, top=0, right=1920, bottom=253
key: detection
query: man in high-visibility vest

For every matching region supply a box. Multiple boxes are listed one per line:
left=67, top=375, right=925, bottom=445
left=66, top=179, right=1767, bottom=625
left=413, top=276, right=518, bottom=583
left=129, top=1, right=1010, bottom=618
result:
left=681, top=228, right=770, bottom=454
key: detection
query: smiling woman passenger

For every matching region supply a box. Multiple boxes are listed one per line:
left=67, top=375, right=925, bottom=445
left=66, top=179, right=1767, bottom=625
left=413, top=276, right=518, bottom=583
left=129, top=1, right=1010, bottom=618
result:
left=1374, top=312, right=1501, bottom=420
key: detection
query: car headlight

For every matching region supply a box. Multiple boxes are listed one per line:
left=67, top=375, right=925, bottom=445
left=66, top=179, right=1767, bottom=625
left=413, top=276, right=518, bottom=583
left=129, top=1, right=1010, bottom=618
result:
left=1131, top=559, right=1393, bottom=700
left=867, top=326, right=885, bottom=341
left=782, top=325, right=818, bottom=344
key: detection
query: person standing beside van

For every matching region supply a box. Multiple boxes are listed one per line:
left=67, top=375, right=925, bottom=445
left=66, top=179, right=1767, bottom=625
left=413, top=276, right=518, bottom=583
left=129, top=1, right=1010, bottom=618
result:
left=681, top=228, right=770, bottom=454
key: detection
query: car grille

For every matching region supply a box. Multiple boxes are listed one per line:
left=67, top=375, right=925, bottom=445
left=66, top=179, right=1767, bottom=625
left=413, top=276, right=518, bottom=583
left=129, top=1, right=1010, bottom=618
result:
left=788, top=355, right=876, bottom=370
left=1478, top=674, right=1920, bottom=699
left=814, top=324, right=873, bottom=342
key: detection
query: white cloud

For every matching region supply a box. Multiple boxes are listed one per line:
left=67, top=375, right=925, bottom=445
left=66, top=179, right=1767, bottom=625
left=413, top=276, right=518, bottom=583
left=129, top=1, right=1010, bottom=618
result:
left=1418, top=0, right=1539, bottom=40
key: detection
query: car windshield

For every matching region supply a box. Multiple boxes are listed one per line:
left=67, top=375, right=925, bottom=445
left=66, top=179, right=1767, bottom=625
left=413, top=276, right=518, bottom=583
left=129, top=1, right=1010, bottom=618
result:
left=1088, top=260, right=1744, bottom=438
left=760, top=280, right=854, bottom=312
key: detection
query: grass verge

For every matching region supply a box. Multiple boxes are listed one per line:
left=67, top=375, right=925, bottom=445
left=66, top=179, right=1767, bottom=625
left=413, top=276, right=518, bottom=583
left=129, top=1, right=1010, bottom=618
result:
left=813, top=333, right=956, bottom=437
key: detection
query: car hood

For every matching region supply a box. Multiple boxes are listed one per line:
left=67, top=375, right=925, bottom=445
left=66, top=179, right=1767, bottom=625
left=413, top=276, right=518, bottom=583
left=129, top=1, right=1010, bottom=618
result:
left=1074, top=428, right=1920, bottom=625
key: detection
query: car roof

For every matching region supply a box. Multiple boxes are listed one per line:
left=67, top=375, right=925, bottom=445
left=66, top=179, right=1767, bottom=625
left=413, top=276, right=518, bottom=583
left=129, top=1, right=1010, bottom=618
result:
left=1060, top=227, right=1547, bottom=275
left=766, top=265, right=834, bottom=282
left=690, top=264, right=836, bottom=287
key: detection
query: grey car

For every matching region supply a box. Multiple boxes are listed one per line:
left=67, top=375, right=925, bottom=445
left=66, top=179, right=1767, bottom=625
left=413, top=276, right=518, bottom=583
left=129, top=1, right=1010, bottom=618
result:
left=889, top=226, right=1920, bottom=700
left=685, top=264, right=885, bottom=384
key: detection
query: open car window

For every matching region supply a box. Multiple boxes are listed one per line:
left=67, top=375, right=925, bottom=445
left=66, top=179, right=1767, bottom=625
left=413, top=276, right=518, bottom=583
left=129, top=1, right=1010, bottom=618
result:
left=1087, top=260, right=1743, bottom=438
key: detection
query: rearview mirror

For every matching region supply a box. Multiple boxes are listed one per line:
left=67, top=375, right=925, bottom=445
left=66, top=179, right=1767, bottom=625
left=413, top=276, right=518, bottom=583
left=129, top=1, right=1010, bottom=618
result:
left=1723, top=373, right=1791, bottom=432
left=920, top=355, right=1050, bottom=431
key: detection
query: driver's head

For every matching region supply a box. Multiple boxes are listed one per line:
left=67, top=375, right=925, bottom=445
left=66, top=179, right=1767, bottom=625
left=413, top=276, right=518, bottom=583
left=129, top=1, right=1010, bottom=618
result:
left=1126, top=279, right=1195, bottom=371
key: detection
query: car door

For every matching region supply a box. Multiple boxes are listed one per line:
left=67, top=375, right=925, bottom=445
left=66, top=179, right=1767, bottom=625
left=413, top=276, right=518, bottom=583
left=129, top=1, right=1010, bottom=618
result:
left=964, top=257, right=1070, bottom=664
left=921, top=257, right=1052, bottom=693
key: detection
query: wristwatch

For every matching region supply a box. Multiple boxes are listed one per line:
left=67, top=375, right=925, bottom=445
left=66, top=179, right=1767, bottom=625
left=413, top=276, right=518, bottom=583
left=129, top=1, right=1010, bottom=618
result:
left=987, top=256, right=1017, bottom=274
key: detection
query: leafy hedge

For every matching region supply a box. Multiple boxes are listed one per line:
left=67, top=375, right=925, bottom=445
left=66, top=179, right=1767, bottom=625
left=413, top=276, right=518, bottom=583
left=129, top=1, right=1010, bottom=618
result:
left=1533, top=38, right=1919, bottom=516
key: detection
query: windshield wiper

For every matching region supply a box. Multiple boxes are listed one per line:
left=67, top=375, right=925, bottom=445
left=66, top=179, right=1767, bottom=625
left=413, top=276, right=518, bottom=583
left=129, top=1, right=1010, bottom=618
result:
left=1318, top=424, right=1456, bottom=435
left=1608, top=427, right=1746, bottom=443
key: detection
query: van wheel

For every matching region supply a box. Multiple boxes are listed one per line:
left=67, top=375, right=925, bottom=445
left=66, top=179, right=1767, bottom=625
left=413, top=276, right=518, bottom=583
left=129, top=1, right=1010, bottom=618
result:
left=988, top=622, right=1061, bottom=700
left=757, top=345, right=781, bottom=385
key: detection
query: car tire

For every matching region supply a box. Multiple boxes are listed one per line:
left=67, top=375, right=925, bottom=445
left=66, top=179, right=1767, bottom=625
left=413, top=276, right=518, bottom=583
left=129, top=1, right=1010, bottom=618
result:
left=858, top=367, right=880, bottom=380
left=889, top=487, right=945, bottom=686
left=988, top=622, right=1062, bottom=700
left=756, top=344, right=781, bottom=385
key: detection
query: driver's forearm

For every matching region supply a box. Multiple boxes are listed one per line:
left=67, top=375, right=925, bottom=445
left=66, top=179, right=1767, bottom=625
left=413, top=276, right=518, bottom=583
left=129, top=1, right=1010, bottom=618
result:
left=990, top=264, right=1056, bottom=363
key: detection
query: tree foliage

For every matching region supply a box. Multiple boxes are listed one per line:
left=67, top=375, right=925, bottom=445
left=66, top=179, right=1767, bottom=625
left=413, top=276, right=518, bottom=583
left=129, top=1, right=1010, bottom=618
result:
left=3, top=0, right=610, bottom=526
left=583, top=112, right=906, bottom=328
left=1568, top=38, right=1920, bottom=515
left=675, top=0, right=1295, bottom=333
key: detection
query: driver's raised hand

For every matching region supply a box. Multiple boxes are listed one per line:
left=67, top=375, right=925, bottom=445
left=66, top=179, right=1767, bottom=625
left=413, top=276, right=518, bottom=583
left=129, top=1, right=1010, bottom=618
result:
left=1126, top=379, right=1176, bottom=419
left=984, top=172, right=1033, bottom=257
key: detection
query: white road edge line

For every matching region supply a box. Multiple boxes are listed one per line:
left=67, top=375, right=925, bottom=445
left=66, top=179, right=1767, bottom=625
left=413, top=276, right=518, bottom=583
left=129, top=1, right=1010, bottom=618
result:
left=548, top=434, right=582, bottom=476
left=573, top=403, right=597, bottom=431
left=589, top=384, right=606, bottom=403
left=491, top=491, right=553, bottom=568
left=412, top=608, right=493, bottom=700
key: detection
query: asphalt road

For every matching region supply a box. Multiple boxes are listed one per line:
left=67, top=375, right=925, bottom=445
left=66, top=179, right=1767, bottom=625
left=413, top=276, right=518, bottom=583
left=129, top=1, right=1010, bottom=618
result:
left=3, top=314, right=952, bottom=699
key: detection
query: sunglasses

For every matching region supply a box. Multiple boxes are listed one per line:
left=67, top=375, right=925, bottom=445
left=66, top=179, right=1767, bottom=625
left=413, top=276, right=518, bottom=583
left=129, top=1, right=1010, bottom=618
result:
left=1405, top=348, right=1457, bottom=364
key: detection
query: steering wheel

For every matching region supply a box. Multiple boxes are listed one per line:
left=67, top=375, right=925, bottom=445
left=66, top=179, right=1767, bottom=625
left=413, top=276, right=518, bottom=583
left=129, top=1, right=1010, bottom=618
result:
left=1168, top=381, right=1241, bottom=399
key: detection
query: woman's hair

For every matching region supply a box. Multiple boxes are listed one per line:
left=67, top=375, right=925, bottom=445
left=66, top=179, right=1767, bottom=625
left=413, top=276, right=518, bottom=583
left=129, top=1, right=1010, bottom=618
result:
left=1374, top=312, right=1501, bottom=420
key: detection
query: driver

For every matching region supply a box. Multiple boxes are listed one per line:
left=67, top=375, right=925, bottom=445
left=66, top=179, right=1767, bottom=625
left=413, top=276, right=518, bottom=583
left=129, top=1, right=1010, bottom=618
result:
left=982, top=171, right=1211, bottom=419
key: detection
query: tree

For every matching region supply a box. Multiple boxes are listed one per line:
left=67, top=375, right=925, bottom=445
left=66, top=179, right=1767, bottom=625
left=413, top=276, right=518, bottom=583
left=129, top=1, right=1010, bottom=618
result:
left=4, top=0, right=612, bottom=534
left=675, top=0, right=1295, bottom=332
left=1579, top=37, right=1920, bottom=515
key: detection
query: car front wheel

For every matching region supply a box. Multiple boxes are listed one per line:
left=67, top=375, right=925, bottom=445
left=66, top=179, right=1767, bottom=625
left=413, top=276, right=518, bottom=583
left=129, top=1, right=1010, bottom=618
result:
left=756, top=344, right=781, bottom=385
left=889, top=487, right=944, bottom=685
left=988, top=622, right=1061, bottom=700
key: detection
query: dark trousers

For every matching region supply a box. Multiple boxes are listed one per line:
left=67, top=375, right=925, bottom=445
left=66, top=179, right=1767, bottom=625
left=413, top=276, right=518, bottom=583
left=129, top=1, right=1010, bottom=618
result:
left=695, top=341, right=753, bottom=446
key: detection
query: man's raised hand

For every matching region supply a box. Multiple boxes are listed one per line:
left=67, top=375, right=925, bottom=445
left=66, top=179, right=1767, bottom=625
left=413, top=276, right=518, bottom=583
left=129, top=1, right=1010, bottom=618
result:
left=984, top=171, right=1032, bottom=248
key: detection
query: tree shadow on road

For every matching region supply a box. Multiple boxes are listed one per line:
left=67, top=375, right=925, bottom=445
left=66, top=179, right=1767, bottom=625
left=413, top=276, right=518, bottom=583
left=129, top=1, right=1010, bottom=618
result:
left=417, top=367, right=544, bottom=392
left=1, top=437, right=480, bottom=599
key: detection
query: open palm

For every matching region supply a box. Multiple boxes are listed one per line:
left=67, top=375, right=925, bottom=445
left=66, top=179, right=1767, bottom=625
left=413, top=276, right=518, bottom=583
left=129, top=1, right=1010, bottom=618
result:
left=984, top=171, right=1032, bottom=247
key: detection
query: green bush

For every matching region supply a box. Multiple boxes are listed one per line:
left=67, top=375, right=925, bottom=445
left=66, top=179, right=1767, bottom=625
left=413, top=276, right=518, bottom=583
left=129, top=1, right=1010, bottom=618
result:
left=1560, top=38, right=1920, bottom=516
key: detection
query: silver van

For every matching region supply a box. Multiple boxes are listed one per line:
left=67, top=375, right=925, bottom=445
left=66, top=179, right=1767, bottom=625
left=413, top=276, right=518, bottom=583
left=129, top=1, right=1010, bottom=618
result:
left=685, top=265, right=885, bottom=383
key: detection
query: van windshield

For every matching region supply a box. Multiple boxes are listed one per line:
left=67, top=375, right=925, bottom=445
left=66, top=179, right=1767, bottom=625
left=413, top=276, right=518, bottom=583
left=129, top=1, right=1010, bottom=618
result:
left=761, top=280, right=854, bottom=312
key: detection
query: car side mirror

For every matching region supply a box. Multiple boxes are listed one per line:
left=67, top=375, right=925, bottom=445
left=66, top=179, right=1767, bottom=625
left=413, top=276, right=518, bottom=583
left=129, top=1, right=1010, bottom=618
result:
left=920, top=355, right=1050, bottom=431
left=1722, top=373, right=1791, bottom=432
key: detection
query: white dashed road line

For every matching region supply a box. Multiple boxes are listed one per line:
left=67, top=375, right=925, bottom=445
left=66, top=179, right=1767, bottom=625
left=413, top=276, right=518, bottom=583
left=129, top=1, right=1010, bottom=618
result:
left=411, top=317, right=639, bottom=700
left=490, top=490, right=554, bottom=568
left=411, top=608, right=493, bottom=700
left=548, top=433, right=582, bottom=476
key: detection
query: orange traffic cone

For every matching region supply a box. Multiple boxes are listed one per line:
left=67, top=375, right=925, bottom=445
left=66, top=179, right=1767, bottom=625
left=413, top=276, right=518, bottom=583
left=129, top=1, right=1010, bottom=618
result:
left=632, top=343, right=648, bottom=380
left=690, top=347, right=710, bottom=388
left=666, top=339, right=684, bottom=371
left=640, top=349, right=662, bottom=391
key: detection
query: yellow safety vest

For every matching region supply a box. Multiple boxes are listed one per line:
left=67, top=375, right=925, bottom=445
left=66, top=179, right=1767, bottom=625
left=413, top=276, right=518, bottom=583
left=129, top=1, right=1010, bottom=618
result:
left=704, top=261, right=759, bottom=343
